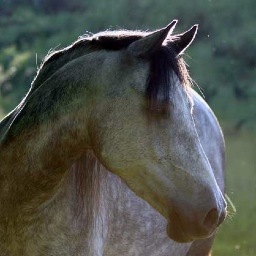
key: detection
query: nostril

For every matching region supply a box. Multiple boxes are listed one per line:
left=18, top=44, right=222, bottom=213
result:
left=203, top=208, right=219, bottom=230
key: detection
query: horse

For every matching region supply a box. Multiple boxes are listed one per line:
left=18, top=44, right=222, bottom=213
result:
left=0, top=20, right=227, bottom=256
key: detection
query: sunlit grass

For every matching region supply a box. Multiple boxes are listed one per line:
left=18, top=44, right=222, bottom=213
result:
left=213, top=131, right=256, bottom=256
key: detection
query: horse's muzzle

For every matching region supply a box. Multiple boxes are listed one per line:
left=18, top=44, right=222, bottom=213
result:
left=166, top=201, right=227, bottom=243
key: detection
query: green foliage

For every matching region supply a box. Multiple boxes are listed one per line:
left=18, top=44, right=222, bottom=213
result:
left=0, top=0, right=255, bottom=130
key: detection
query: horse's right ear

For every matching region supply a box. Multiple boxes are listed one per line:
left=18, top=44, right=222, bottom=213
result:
left=169, top=25, right=198, bottom=55
left=127, top=20, right=178, bottom=58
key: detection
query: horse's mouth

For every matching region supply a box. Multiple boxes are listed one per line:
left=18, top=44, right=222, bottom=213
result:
left=166, top=210, right=217, bottom=243
left=166, top=222, right=194, bottom=243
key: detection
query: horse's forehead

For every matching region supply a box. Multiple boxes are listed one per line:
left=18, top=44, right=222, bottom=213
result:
left=96, top=50, right=189, bottom=114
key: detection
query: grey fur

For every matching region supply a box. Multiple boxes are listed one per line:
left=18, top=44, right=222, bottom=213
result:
left=0, top=24, right=226, bottom=255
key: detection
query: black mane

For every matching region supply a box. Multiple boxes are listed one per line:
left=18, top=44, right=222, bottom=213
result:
left=31, top=30, right=190, bottom=112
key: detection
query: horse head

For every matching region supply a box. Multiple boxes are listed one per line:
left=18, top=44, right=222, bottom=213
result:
left=1, top=21, right=226, bottom=243
left=87, top=21, right=227, bottom=242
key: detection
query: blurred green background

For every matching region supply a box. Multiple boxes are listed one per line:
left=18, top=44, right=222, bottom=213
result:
left=0, top=0, right=255, bottom=255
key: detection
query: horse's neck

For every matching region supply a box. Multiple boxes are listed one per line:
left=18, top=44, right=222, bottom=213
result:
left=66, top=153, right=114, bottom=255
left=31, top=39, right=91, bottom=94
left=0, top=109, right=90, bottom=224
left=68, top=152, right=110, bottom=229
left=0, top=91, right=91, bottom=172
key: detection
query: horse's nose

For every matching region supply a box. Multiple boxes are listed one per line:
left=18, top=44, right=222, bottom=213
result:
left=203, top=207, right=226, bottom=230
left=203, top=208, right=218, bottom=230
left=167, top=195, right=227, bottom=242
left=197, top=194, right=227, bottom=234
left=188, top=204, right=226, bottom=235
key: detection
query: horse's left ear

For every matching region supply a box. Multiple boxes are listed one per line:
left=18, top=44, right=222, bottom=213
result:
left=128, top=20, right=178, bottom=57
left=169, top=25, right=198, bottom=55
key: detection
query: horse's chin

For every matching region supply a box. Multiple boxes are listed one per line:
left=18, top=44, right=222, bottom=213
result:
left=166, top=223, right=194, bottom=243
